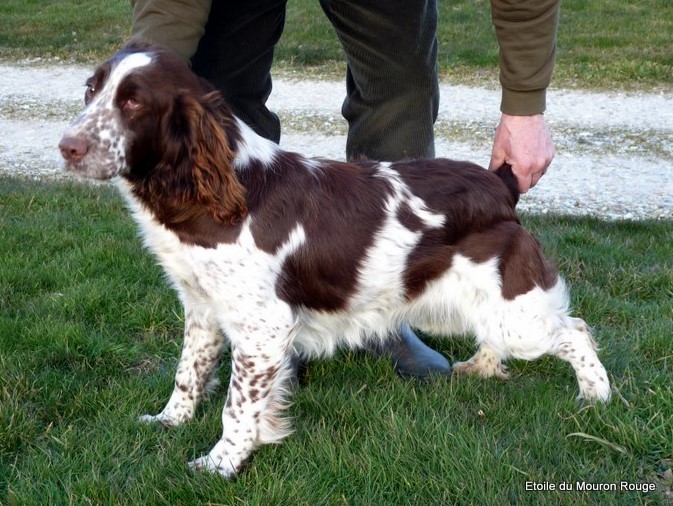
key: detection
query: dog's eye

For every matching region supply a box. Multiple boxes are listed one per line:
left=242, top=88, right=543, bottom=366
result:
left=122, top=98, right=142, bottom=112
left=84, top=83, right=95, bottom=104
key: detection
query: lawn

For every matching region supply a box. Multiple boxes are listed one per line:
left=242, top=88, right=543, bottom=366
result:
left=1, top=178, right=671, bottom=504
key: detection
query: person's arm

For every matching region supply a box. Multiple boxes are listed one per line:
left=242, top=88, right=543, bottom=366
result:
left=488, top=0, right=561, bottom=192
left=130, top=0, right=212, bottom=63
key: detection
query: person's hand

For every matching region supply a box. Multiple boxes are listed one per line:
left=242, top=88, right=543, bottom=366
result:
left=488, top=113, right=555, bottom=193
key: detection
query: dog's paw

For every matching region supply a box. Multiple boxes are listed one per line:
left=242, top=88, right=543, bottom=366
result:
left=576, top=373, right=611, bottom=403
left=188, top=455, right=237, bottom=479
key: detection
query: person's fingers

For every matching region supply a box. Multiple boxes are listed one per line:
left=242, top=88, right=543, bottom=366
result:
left=488, top=146, right=506, bottom=172
left=510, top=163, right=533, bottom=193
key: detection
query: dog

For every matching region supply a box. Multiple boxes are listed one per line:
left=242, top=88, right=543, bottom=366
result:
left=59, top=42, right=610, bottom=477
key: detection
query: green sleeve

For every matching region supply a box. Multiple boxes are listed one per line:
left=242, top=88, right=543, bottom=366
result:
left=130, top=0, right=212, bottom=63
left=490, top=0, right=560, bottom=115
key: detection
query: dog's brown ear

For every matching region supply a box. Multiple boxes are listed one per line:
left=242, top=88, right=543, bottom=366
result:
left=180, top=92, right=248, bottom=224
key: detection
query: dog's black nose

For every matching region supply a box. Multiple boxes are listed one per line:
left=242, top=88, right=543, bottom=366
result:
left=59, top=136, right=89, bottom=162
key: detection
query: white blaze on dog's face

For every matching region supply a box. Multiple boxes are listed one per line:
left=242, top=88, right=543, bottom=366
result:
left=59, top=52, right=153, bottom=179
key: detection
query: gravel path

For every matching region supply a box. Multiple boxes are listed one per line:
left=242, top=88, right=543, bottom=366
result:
left=1, top=63, right=671, bottom=220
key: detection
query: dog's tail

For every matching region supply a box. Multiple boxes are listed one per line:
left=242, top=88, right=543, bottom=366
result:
left=493, top=163, right=520, bottom=205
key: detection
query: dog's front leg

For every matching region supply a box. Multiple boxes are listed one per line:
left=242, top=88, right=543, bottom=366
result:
left=140, top=304, right=224, bottom=426
left=189, top=308, right=295, bottom=478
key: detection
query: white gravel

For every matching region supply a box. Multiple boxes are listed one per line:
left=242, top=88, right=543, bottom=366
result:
left=1, top=62, right=671, bottom=220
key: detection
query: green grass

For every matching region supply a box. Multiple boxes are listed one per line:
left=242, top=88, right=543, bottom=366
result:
left=0, top=0, right=130, bottom=62
left=1, top=0, right=671, bottom=89
left=1, top=177, right=672, bottom=504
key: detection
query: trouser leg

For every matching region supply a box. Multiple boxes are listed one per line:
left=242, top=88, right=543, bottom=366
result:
left=191, top=0, right=287, bottom=142
left=319, top=0, right=439, bottom=161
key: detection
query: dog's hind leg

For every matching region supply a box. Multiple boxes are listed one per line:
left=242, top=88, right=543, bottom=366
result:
left=551, top=318, right=611, bottom=402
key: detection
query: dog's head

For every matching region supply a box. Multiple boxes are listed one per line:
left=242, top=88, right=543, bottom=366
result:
left=59, top=42, right=247, bottom=224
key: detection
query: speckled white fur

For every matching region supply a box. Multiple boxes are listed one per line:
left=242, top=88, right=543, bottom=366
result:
left=63, top=53, right=152, bottom=179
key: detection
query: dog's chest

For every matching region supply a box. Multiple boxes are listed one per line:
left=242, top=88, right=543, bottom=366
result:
left=115, top=181, right=280, bottom=304
left=147, top=222, right=283, bottom=303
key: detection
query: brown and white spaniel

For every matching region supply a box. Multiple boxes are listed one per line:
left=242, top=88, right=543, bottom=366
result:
left=59, top=43, right=610, bottom=478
